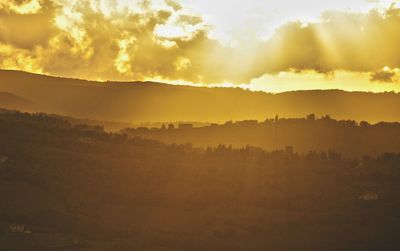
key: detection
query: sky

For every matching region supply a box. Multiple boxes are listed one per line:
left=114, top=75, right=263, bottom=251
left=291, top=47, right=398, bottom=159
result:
left=0, top=0, right=400, bottom=92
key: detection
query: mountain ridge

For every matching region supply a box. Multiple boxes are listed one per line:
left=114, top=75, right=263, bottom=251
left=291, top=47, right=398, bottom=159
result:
left=2, top=69, right=398, bottom=94
left=1, top=69, right=399, bottom=123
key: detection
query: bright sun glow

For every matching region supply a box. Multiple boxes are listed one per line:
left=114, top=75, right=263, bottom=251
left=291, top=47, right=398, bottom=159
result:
left=183, top=0, right=396, bottom=42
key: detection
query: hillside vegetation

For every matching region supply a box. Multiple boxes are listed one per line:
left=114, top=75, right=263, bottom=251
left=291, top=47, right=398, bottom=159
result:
left=1, top=111, right=400, bottom=250
left=125, top=115, right=400, bottom=158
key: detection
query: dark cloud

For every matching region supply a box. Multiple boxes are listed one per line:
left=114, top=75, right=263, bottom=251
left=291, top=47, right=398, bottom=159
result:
left=370, top=70, right=396, bottom=82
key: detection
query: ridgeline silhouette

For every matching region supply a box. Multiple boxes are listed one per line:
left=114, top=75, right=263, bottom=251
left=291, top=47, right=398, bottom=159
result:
left=1, top=70, right=400, bottom=123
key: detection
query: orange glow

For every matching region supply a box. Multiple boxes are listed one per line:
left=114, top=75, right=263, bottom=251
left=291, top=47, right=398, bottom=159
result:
left=0, top=0, right=399, bottom=92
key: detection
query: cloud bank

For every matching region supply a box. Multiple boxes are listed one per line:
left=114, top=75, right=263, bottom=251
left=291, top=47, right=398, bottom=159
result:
left=0, top=0, right=400, bottom=84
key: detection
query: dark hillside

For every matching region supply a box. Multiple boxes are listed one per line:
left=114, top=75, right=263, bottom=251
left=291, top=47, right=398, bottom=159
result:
left=1, top=111, right=400, bottom=250
left=1, top=70, right=399, bottom=123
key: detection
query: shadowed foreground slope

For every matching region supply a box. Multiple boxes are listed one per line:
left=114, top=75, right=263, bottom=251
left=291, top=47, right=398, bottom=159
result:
left=1, top=111, right=400, bottom=251
left=1, top=70, right=400, bottom=123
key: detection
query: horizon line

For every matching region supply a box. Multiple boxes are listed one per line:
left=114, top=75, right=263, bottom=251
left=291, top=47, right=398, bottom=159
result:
left=1, top=68, right=399, bottom=95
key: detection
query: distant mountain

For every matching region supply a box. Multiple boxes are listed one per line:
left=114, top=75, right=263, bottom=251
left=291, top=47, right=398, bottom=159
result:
left=1, top=70, right=399, bottom=123
left=0, top=91, right=34, bottom=111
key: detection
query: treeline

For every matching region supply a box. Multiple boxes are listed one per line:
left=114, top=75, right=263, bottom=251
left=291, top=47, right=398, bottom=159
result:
left=1, top=111, right=400, bottom=250
left=124, top=114, right=400, bottom=158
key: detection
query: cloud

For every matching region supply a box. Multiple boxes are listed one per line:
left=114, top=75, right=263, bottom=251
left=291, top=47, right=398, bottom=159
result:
left=370, top=70, right=397, bottom=82
left=0, top=0, right=43, bottom=14
left=165, top=0, right=181, bottom=11
left=0, top=0, right=400, bottom=85
left=177, top=14, right=203, bottom=25
left=0, top=0, right=58, bottom=49
left=251, top=6, right=400, bottom=78
left=231, top=5, right=400, bottom=85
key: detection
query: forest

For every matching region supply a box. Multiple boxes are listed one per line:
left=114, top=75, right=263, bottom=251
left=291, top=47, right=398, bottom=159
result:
left=1, top=111, right=400, bottom=250
left=124, top=114, right=400, bottom=158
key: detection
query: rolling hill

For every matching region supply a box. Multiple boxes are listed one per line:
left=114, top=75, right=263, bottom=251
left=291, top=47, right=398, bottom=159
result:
left=0, top=70, right=399, bottom=123
left=0, top=91, right=34, bottom=111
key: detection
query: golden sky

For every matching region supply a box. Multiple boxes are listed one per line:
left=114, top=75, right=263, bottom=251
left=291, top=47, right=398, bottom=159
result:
left=1, top=0, right=400, bottom=92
